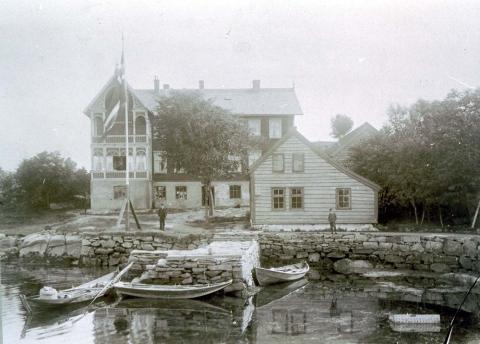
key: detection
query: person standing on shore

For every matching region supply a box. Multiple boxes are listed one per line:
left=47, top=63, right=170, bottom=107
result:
left=328, top=208, right=337, bottom=234
left=158, top=203, right=168, bottom=231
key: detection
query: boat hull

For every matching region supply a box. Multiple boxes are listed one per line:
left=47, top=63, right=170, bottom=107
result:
left=26, top=271, right=117, bottom=307
left=255, top=263, right=309, bottom=286
left=114, top=279, right=233, bottom=299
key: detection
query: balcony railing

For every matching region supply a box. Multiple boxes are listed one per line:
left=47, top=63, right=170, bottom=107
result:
left=91, top=171, right=149, bottom=179
left=92, top=135, right=148, bottom=144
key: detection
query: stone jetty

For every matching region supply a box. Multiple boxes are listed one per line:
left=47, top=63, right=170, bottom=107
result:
left=128, top=240, right=260, bottom=295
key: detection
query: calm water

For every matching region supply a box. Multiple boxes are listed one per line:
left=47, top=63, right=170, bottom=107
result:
left=2, top=261, right=480, bottom=344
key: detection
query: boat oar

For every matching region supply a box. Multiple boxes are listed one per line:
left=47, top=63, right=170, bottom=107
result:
left=85, top=262, right=134, bottom=311
left=443, top=274, right=480, bottom=344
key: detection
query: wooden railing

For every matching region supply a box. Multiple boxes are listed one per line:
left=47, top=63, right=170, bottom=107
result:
left=91, top=171, right=149, bottom=179
left=92, top=135, right=148, bottom=144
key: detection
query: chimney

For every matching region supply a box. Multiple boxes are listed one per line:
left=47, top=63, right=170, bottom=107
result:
left=199, top=80, right=204, bottom=89
left=154, top=76, right=159, bottom=94
left=163, top=84, right=170, bottom=90
left=252, top=79, right=260, bottom=90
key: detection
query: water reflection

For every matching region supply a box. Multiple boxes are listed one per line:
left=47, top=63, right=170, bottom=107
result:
left=4, top=262, right=480, bottom=344
left=93, top=299, right=250, bottom=344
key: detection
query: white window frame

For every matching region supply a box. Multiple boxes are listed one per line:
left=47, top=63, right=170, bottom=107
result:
left=269, top=118, right=282, bottom=139
left=336, top=188, right=352, bottom=210
left=247, top=119, right=261, bottom=136
left=272, top=154, right=284, bottom=172
left=293, top=153, right=305, bottom=172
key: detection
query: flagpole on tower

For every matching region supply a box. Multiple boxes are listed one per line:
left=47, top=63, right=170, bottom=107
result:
left=123, top=34, right=130, bottom=231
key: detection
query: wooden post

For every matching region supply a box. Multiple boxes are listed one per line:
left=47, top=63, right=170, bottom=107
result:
left=116, top=199, right=128, bottom=228
left=129, top=200, right=142, bottom=230
left=471, top=199, right=480, bottom=230
left=439, top=206, right=444, bottom=229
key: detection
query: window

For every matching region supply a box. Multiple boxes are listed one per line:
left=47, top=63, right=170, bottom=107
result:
left=290, top=188, right=304, bottom=209
left=93, top=116, right=103, bottom=136
left=269, top=118, right=282, bottom=139
left=272, top=154, right=284, bottom=172
left=113, top=186, right=127, bottom=199
left=153, top=151, right=167, bottom=174
left=136, top=150, right=146, bottom=171
left=248, top=150, right=262, bottom=167
left=175, top=186, right=187, bottom=200
left=229, top=185, right=241, bottom=199
left=93, top=149, right=104, bottom=171
left=336, top=188, right=351, bottom=210
left=293, top=153, right=304, bottom=172
left=106, top=149, right=118, bottom=171
left=155, top=186, right=166, bottom=200
left=272, top=188, right=285, bottom=210
left=113, top=156, right=126, bottom=171
left=247, top=119, right=261, bottom=136
left=135, top=115, right=146, bottom=135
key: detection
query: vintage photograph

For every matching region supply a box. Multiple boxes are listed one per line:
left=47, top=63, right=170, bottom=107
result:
left=1, top=1, right=480, bottom=343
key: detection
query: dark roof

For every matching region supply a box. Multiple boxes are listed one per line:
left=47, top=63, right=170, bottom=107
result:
left=133, top=88, right=303, bottom=116
left=249, top=128, right=381, bottom=191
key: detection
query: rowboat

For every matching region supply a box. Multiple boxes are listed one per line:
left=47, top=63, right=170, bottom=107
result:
left=255, top=262, right=309, bottom=286
left=22, top=262, right=133, bottom=309
left=25, top=271, right=116, bottom=306
left=113, top=279, right=233, bottom=299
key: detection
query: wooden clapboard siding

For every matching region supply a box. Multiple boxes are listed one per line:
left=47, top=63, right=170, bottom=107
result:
left=251, top=133, right=378, bottom=225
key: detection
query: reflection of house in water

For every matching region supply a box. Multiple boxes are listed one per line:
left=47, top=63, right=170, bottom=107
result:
left=255, top=286, right=380, bottom=343
left=93, top=299, right=256, bottom=343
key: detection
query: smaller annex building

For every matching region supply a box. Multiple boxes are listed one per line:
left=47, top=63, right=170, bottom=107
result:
left=248, top=128, right=380, bottom=229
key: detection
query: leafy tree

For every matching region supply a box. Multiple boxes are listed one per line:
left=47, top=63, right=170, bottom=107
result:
left=15, top=151, right=90, bottom=209
left=330, top=114, right=354, bottom=139
left=152, top=92, right=252, bottom=219
left=349, top=89, right=480, bottom=227
left=0, top=168, right=23, bottom=209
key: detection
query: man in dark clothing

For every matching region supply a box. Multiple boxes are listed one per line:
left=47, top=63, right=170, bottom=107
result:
left=158, top=204, right=168, bottom=231
left=328, top=208, right=337, bottom=234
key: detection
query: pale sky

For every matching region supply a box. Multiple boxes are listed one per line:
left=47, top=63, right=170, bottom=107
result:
left=1, top=0, right=480, bottom=171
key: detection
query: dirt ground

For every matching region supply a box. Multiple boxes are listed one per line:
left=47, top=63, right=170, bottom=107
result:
left=0, top=208, right=249, bottom=236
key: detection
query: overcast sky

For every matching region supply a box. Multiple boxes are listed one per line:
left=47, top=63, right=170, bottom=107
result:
left=1, top=0, right=480, bottom=171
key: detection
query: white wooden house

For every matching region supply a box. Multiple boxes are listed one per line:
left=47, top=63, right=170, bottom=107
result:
left=249, top=129, right=380, bottom=229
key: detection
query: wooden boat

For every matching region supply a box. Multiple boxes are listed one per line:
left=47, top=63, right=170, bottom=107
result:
left=255, top=262, right=309, bottom=286
left=114, top=279, right=233, bottom=299
left=25, top=271, right=116, bottom=306
left=22, top=262, right=133, bottom=309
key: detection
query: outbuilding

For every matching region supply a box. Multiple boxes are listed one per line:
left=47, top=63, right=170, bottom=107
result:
left=248, top=129, right=380, bottom=230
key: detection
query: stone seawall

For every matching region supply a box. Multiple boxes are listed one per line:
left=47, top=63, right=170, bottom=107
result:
left=6, top=231, right=211, bottom=266
left=80, top=231, right=212, bottom=266
left=258, top=232, right=480, bottom=274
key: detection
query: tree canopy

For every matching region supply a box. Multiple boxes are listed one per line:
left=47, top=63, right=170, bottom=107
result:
left=2, top=151, right=90, bottom=210
left=349, top=89, right=480, bottom=226
left=152, top=92, right=252, bottom=216
left=330, top=114, right=354, bottom=139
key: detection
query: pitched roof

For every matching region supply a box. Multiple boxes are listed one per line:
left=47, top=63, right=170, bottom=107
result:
left=312, top=140, right=337, bottom=151
left=330, top=122, right=378, bottom=156
left=133, top=88, right=303, bottom=116
left=249, top=128, right=381, bottom=191
left=84, top=75, right=303, bottom=116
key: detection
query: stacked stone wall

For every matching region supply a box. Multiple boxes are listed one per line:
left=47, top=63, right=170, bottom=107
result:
left=259, top=232, right=480, bottom=274
left=129, top=241, right=260, bottom=294
left=80, top=231, right=211, bottom=266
